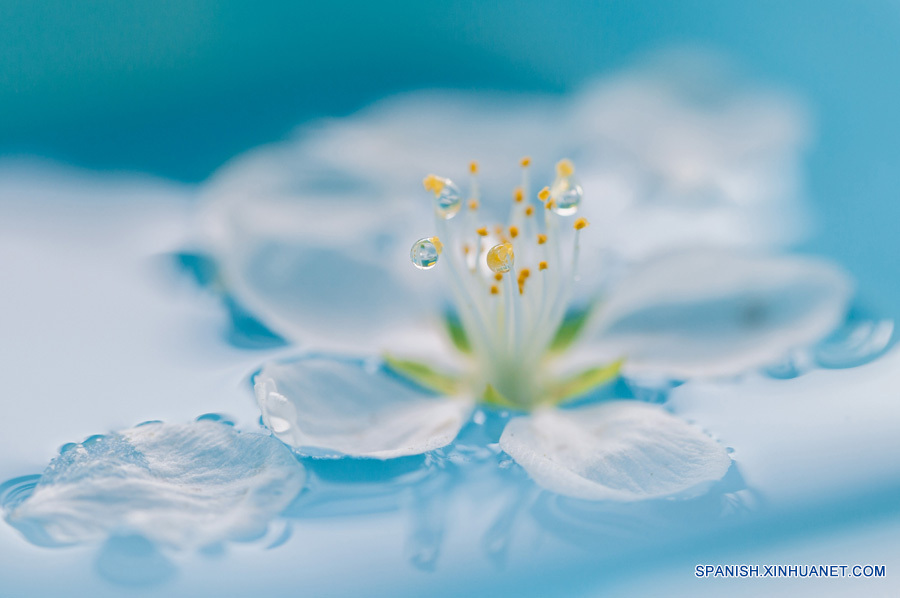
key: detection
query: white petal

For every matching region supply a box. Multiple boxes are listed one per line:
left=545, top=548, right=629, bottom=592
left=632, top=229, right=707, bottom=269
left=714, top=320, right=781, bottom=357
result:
left=6, top=421, right=305, bottom=549
left=575, top=50, right=810, bottom=261
left=199, top=168, right=439, bottom=350
left=254, top=356, right=473, bottom=459
left=589, top=250, right=853, bottom=378
left=499, top=401, right=731, bottom=501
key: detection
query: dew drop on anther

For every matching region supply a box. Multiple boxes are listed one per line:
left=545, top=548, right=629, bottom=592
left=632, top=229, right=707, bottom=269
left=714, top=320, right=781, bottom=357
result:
left=429, top=177, right=462, bottom=219
left=486, top=243, right=514, bottom=274
left=551, top=179, right=583, bottom=216
left=410, top=238, right=440, bottom=270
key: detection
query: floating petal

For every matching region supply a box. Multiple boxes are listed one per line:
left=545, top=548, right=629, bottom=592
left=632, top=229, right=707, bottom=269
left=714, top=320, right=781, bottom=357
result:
left=254, top=356, right=474, bottom=459
left=499, top=401, right=731, bottom=501
left=4, top=420, right=305, bottom=549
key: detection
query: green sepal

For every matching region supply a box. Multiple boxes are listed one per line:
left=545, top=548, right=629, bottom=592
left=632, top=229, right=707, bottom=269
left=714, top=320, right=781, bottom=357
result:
left=444, top=311, right=473, bottom=354
left=382, top=354, right=462, bottom=396
left=549, top=359, right=624, bottom=404
left=548, top=307, right=594, bottom=354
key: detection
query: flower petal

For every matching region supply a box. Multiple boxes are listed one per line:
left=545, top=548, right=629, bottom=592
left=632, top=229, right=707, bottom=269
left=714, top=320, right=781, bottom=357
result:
left=499, top=401, right=731, bottom=501
left=254, top=356, right=474, bottom=459
left=5, top=420, right=305, bottom=549
left=575, top=50, right=810, bottom=261
left=587, top=250, right=853, bottom=378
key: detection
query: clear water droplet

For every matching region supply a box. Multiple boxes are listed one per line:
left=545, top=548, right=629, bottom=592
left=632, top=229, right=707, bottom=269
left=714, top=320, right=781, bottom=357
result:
left=410, top=238, right=440, bottom=270
left=82, top=434, right=106, bottom=446
left=195, top=413, right=235, bottom=426
left=433, top=178, right=461, bottom=219
left=551, top=178, right=582, bottom=216
left=59, top=442, right=77, bottom=454
left=486, top=242, right=514, bottom=273
left=814, top=316, right=894, bottom=369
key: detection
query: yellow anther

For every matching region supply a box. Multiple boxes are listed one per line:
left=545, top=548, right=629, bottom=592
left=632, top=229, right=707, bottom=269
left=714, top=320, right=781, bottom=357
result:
left=539, top=261, right=548, bottom=271
left=537, top=233, right=547, bottom=245
left=538, top=187, right=550, bottom=202
left=520, top=156, right=531, bottom=168
left=468, top=199, right=479, bottom=211
left=463, top=244, right=471, bottom=255
left=517, top=268, right=531, bottom=280
left=513, top=187, right=524, bottom=203
left=509, top=225, right=519, bottom=239
left=573, top=217, right=590, bottom=230
left=518, top=281, right=525, bottom=295
left=490, top=285, right=500, bottom=295
left=524, top=206, right=534, bottom=217
left=556, top=159, right=575, bottom=178
left=429, top=236, right=443, bottom=254
left=494, top=272, right=503, bottom=281
left=546, top=199, right=556, bottom=210
left=469, top=161, right=479, bottom=174
left=476, top=226, right=489, bottom=237
left=486, top=242, right=515, bottom=273
left=422, top=174, right=445, bottom=196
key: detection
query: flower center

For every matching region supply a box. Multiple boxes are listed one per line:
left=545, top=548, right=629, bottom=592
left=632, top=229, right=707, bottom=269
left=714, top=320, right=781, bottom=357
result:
left=410, top=158, right=590, bottom=407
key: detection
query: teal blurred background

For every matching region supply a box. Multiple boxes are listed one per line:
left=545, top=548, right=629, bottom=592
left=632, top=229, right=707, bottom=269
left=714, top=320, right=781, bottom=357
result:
left=2, top=0, right=900, bottom=308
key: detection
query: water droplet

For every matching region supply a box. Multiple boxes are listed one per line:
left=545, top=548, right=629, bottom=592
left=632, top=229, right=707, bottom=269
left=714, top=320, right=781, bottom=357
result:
left=135, top=420, right=163, bottom=428
left=82, top=434, right=106, bottom=447
left=551, top=178, right=583, bottom=216
left=59, top=442, right=77, bottom=454
left=410, top=238, right=440, bottom=270
left=814, top=316, right=894, bottom=369
left=195, top=413, right=235, bottom=426
left=486, top=242, right=514, bottom=273
left=433, top=178, right=461, bottom=219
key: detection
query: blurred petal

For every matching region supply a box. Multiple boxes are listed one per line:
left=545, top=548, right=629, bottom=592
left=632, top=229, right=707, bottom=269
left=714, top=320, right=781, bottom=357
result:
left=6, top=420, right=305, bottom=549
left=199, top=52, right=809, bottom=320
left=575, top=50, right=810, bottom=261
left=254, top=356, right=473, bottom=459
left=588, top=250, right=853, bottom=378
left=499, top=401, right=731, bottom=501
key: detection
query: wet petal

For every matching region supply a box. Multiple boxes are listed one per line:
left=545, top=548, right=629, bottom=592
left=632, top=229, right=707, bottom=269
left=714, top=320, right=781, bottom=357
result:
left=588, top=250, right=853, bottom=378
left=254, top=356, right=474, bottom=459
left=4, top=420, right=305, bottom=549
left=499, top=401, right=731, bottom=501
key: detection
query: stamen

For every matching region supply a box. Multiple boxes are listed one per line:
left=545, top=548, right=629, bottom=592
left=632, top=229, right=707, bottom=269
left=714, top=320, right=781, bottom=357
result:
left=556, top=159, right=574, bottom=178
left=468, top=199, right=480, bottom=211
left=524, top=206, right=534, bottom=217
left=509, top=225, right=519, bottom=239
left=513, top=187, right=524, bottom=203
left=538, top=187, right=550, bottom=202
left=520, top=156, right=531, bottom=168
left=539, top=261, right=548, bottom=271
left=469, top=161, right=479, bottom=174
left=545, top=199, right=556, bottom=210
left=476, top=226, right=488, bottom=237
left=490, top=284, right=500, bottom=295
left=537, top=234, right=547, bottom=245
left=573, top=217, right=589, bottom=230
left=494, top=272, right=504, bottom=281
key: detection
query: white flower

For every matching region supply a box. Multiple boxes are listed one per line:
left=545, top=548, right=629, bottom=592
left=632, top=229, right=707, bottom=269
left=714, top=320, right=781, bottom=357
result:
left=200, top=60, right=851, bottom=502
